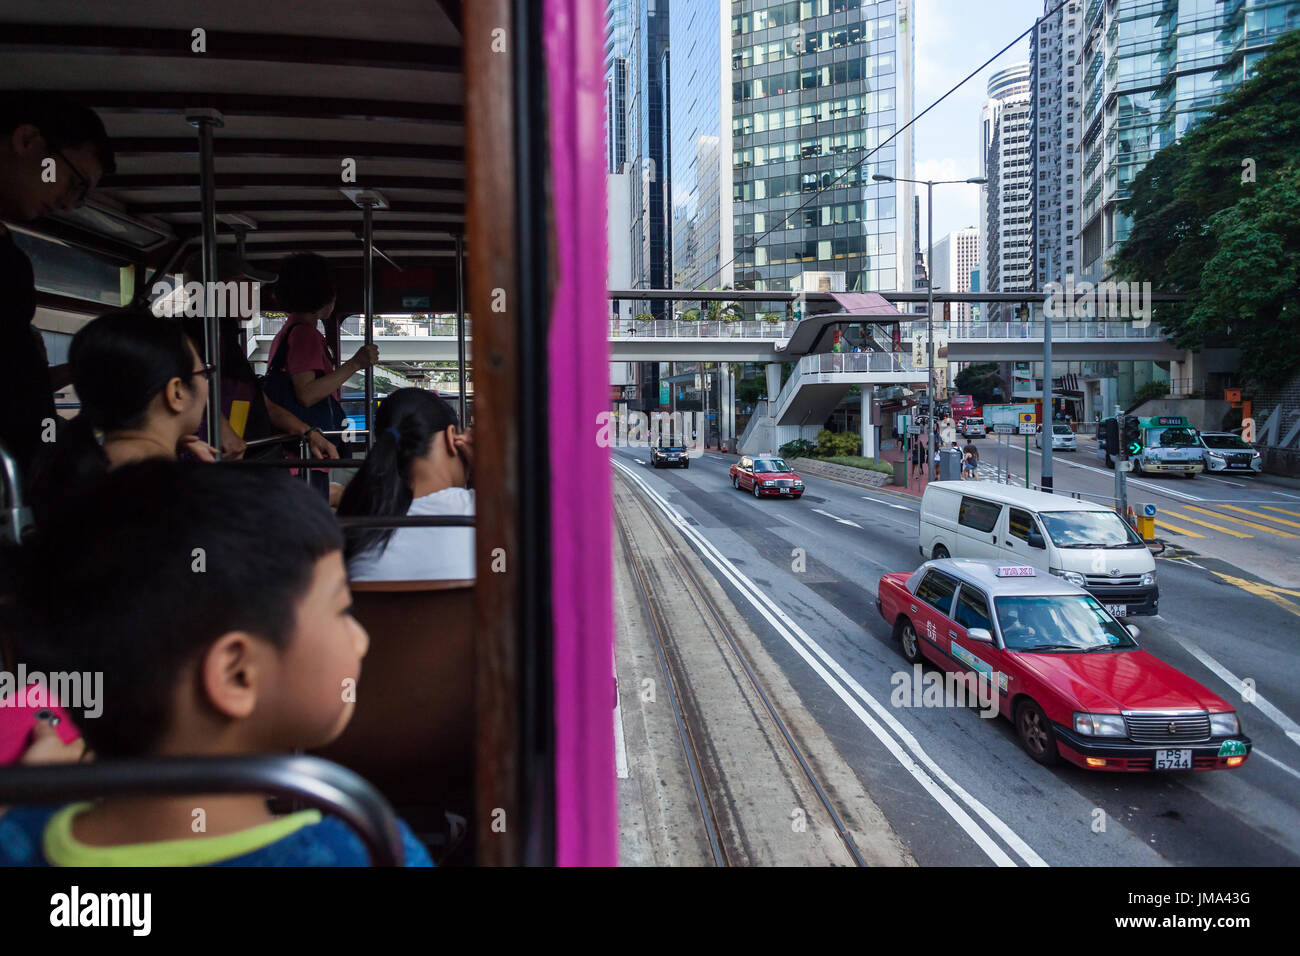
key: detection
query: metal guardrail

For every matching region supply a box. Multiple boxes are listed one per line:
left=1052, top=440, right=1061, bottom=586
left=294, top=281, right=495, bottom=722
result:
left=609, top=318, right=797, bottom=339
left=772, top=351, right=923, bottom=420
left=948, top=321, right=1165, bottom=340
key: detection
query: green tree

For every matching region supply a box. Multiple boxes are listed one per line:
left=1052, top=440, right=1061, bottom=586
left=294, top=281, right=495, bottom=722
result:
left=953, top=362, right=1002, bottom=407
left=1114, top=30, right=1300, bottom=389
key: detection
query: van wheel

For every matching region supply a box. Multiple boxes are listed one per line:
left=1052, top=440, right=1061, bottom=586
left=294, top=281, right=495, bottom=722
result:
left=1183, top=471, right=1196, bottom=479
left=1015, top=699, right=1060, bottom=766
left=895, top=617, right=923, bottom=664
left=932, top=544, right=950, bottom=559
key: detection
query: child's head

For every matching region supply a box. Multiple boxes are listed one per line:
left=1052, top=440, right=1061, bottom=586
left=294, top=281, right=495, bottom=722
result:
left=16, top=460, right=366, bottom=758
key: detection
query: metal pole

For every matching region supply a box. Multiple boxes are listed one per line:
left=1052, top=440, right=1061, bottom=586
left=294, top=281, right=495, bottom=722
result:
left=361, top=199, right=376, bottom=450
left=1040, top=297, right=1053, bottom=492
left=926, top=181, right=934, bottom=427
left=455, top=233, right=467, bottom=426
left=187, top=109, right=224, bottom=449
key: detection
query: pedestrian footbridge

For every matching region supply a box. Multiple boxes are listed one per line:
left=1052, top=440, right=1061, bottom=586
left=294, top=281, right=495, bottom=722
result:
left=946, top=320, right=1177, bottom=362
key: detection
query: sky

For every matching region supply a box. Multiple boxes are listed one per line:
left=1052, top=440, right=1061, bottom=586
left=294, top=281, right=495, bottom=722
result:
left=910, top=0, right=1044, bottom=249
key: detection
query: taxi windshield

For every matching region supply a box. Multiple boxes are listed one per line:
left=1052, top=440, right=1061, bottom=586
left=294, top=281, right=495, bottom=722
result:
left=1149, top=426, right=1199, bottom=448
left=753, top=459, right=788, bottom=473
left=1038, top=510, right=1144, bottom=548
left=994, top=595, right=1137, bottom=652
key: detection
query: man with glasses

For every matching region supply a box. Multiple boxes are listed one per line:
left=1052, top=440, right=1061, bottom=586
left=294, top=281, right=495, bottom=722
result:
left=0, top=93, right=114, bottom=487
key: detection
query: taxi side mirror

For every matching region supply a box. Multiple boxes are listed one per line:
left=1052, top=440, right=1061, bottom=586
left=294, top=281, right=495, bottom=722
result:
left=1126, top=624, right=1140, bottom=639
left=967, top=627, right=993, bottom=644
left=1026, top=529, right=1046, bottom=549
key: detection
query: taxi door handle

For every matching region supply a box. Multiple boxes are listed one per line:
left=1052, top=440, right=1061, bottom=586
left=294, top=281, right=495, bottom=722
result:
left=948, top=630, right=959, bottom=639
left=910, top=605, right=918, bottom=613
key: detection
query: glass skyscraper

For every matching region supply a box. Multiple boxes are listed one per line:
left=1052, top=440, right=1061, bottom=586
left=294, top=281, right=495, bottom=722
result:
left=1079, top=0, right=1300, bottom=280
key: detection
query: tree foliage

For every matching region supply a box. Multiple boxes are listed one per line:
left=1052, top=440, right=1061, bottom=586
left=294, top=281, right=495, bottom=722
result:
left=1113, top=31, right=1300, bottom=389
left=953, top=362, right=1002, bottom=407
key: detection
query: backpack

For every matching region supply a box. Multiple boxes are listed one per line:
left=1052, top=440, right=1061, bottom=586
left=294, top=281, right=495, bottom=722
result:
left=260, top=325, right=347, bottom=434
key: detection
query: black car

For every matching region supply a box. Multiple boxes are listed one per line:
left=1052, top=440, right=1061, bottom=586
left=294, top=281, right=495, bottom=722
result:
left=651, top=442, right=689, bottom=468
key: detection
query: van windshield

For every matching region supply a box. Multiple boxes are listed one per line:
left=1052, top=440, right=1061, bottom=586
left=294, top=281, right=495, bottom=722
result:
left=1038, top=510, right=1144, bottom=548
left=1149, top=426, right=1199, bottom=447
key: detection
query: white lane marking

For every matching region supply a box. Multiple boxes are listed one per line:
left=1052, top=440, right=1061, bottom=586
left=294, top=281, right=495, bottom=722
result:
left=709, top=455, right=731, bottom=462
left=615, top=459, right=1045, bottom=867
left=1273, top=491, right=1300, bottom=500
left=1178, top=558, right=1207, bottom=570
left=1026, top=449, right=1205, bottom=503
left=1170, top=634, right=1300, bottom=750
left=1252, top=749, right=1300, bottom=781
left=812, top=508, right=862, bottom=528
left=862, top=496, right=914, bottom=511
left=1201, top=475, right=1244, bottom=488
left=634, top=459, right=646, bottom=465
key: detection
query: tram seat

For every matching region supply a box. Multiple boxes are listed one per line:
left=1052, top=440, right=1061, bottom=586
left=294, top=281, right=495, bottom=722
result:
left=313, top=578, right=475, bottom=853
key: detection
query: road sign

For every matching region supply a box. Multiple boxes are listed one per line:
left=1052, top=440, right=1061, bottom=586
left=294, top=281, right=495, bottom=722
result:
left=1019, top=411, right=1036, bottom=425
left=1142, top=503, right=1157, bottom=517
left=1018, top=422, right=1036, bottom=435
left=984, top=403, right=1038, bottom=426
left=908, top=425, right=921, bottom=435
left=993, top=423, right=1015, bottom=435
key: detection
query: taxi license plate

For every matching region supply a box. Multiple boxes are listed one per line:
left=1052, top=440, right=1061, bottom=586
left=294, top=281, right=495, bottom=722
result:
left=1154, top=749, right=1192, bottom=770
left=1105, top=604, right=1127, bottom=618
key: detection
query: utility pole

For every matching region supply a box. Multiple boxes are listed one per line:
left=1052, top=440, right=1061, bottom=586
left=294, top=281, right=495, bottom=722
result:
left=1040, top=297, right=1054, bottom=492
left=1114, top=404, right=1128, bottom=519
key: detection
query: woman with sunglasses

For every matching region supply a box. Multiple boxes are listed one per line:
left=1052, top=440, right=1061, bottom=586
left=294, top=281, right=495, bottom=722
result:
left=29, top=307, right=217, bottom=525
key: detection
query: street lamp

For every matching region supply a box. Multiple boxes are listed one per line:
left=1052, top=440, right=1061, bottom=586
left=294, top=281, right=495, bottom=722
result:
left=873, top=173, right=986, bottom=436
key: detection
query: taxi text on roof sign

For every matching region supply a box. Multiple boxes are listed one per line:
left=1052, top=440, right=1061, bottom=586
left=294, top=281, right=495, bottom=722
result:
left=995, top=566, right=1036, bottom=577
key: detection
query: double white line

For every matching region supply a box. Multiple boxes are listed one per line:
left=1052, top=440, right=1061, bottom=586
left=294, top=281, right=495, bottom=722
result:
left=615, top=459, right=1047, bottom=867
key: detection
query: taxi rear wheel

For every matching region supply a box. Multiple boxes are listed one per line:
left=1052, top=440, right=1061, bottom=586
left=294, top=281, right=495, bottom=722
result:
left=1015, top=700, right=1060, bottom=766
left=895, top=617, right=923, bottom=664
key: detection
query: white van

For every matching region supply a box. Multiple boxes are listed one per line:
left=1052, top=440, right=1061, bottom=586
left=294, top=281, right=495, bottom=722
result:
left=918, top=481, right=1158, bottom=617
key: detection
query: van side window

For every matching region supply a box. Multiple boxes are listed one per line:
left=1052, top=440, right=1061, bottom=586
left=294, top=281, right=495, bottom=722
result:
left=954, top=586, right=992, bottom=631
left=958, top=496, right=1002, bottom=534
left=1007, top=508, right=1035, bottom=543
left=915, top=571, right=959, bottom=616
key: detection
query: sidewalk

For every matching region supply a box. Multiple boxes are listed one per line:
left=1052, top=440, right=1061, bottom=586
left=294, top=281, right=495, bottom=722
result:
left=876, top=439, right=936, bottom=498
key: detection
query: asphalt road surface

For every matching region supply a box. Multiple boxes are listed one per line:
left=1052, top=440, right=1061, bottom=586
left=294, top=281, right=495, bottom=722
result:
left=613, top=444, right=1300, bottom=867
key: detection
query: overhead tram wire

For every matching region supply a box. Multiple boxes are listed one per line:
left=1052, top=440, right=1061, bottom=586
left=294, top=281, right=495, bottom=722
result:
left=693, top=0, right=1071, bottom=293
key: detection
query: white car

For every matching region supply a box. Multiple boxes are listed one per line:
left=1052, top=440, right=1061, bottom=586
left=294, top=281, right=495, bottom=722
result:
left=1199, top=432, right=1262, bottom=474
left=960, top=417, right=987, bottom=438
left=1035, top=423, right=1077, bottom=451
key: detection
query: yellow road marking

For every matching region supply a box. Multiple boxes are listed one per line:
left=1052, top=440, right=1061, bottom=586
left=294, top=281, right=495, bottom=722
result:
left=1211, top=572, right=1300, bottom=621
left=1262, top=505, right=1300, bottom=519
left=1161, top=510, right=1252, bottom=538
left=1153, top=518, right=1205, bottom=539
left=1184, top=505, right=1297, bottom=538
left=1214, top=504, right=1300, bottom=529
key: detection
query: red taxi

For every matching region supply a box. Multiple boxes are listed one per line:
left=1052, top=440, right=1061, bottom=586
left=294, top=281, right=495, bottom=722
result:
left=875, top=559, right=1251, bottom=772
left=730, top=454, right=804, bottom=499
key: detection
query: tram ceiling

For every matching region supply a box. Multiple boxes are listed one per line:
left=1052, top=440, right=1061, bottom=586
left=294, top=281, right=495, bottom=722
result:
left=0, top=1, right=466, bottom=268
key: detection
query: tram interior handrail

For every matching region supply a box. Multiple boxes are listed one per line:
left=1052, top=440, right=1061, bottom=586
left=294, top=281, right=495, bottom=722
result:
left=336, top=515, right=475, bottom=528
left=0, top=754, right=406, bottom=866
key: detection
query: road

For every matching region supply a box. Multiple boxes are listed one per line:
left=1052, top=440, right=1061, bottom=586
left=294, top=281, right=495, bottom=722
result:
left=612, top=444, right=1300, bottom=867
left=968, top=432, right=1300, bottom=589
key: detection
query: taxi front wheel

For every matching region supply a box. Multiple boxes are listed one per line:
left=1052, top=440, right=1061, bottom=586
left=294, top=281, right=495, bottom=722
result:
left=1016, top=699, right=1060, bottom=766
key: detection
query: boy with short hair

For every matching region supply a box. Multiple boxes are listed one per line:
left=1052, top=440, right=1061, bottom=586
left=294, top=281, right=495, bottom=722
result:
left=0, top=461, right=431, bottom=866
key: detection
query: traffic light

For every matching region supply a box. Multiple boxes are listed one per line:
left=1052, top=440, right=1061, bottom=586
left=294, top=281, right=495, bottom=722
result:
left=1102, top=417, right=1119, bottom=455
left=1123, top=416, right=1144, bottom=457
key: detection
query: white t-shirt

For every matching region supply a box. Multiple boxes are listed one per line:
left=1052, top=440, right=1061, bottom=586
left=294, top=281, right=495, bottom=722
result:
left=347, top=487, right=476, bottom=582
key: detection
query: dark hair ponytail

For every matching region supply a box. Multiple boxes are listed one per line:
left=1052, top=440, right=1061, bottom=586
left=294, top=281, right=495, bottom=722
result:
left=28, top=307, right=198, bottom=526
left=337, top=388, right=460, bottom=561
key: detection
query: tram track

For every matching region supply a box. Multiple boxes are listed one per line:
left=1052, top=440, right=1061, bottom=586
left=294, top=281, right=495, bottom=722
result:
left=615, top=470, right=869, bottom=867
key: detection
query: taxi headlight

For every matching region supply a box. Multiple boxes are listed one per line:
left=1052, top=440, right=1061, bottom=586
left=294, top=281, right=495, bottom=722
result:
left=1140, top=572, right=1155, bottom=587
left=1052, top=569, right=1087, bottom=587
left=1074, top=713, right=1127, bottom=737
left=763, top=480, right=775, bottom=487
left=1209, top=712, right=1240, bottom=736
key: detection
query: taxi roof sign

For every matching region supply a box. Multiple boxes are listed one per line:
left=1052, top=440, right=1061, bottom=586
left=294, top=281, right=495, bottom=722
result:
left=995, top=566, right=1037, bottom=577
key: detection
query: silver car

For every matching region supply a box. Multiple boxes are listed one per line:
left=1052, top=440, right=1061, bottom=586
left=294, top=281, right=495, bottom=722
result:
left=1199, top=431, right=1261, bottom=474
left=1035, top=423, right=1077, bottom=451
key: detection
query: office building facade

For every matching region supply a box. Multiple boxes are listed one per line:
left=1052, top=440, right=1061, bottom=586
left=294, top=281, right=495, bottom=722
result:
left=983, top=63, right=1033, bottom=324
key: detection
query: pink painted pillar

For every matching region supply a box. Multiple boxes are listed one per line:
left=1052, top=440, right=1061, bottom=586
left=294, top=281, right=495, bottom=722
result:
left=544, top=0, right=617, bottom=866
